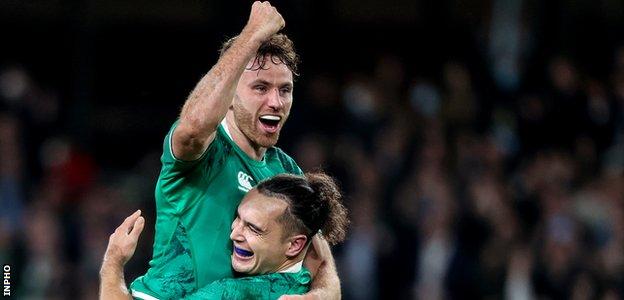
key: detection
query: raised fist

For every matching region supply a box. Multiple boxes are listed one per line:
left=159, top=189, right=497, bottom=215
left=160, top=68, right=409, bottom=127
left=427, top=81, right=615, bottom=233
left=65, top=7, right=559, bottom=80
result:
left=244, top=1, right=285, bottom=43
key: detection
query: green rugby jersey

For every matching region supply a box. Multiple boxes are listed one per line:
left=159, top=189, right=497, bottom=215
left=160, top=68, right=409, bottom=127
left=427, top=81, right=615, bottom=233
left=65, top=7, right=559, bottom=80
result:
left=130, top=121, right=302, bottom=299
left=183, top=267, right=311, bottom=300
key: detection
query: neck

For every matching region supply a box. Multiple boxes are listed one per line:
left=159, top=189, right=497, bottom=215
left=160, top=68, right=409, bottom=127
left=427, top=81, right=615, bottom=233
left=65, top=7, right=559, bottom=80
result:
left=275, top=258, right=304, bottom=273
left=275, top=245, right=309, bottom=273
left=225, top=113, right=267, bottom=161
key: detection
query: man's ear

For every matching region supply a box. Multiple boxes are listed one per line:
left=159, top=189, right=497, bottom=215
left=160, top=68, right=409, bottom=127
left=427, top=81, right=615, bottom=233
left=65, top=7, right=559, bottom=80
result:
left=285, top=234, right=308, bottom=257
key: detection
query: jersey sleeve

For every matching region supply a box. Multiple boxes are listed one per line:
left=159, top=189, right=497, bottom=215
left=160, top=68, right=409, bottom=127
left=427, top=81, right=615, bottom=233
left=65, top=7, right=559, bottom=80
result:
left=158, top=120, right=227, bottom=213
left=161, top=120, right=212, bottom=169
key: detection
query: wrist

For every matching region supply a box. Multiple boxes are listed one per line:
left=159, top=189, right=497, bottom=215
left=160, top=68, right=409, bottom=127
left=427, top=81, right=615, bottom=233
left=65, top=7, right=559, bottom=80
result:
left=100, top=256, right=124, bottom=278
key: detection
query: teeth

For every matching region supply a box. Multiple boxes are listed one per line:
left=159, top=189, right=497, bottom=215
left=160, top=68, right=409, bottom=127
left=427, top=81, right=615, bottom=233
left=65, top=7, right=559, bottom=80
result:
left=260, top=115, right=281, bottom=121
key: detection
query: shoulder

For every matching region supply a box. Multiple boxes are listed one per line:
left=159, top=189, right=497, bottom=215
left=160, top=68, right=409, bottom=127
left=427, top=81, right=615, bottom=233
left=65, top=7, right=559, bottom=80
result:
left=267, top=269, right=311, bottom=297
left=163, top=121, right=232, bottom=164
left=268, top=146, right=302, bottom=175
left=211, top=124, right=234, bottom=154
left=158, top=123, right=233, bottom=194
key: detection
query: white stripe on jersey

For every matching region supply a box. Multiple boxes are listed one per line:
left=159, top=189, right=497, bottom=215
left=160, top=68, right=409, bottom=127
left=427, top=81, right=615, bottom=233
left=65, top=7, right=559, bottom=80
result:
left=131, top=290, right=160, bottom=300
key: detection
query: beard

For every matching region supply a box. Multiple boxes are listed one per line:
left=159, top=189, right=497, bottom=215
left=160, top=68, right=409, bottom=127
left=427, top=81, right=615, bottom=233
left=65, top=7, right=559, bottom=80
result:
left=232, top=99, right=282, bottom=148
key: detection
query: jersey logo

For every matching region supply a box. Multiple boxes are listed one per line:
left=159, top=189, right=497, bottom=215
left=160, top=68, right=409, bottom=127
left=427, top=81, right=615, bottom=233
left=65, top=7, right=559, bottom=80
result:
left=237, top=171, right=254, bottom=193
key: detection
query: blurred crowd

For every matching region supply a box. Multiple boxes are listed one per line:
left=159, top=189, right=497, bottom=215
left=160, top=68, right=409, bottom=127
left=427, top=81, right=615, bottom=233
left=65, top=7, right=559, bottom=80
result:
left=288, top=47, right=624, bottom=299
left=2, top=32, right=624, bottom=300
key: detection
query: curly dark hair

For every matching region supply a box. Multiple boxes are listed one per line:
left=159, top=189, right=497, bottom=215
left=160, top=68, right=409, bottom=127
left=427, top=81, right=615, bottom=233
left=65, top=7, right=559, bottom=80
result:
left=219, top=33, right=300, bottom=77
left=255, top=172, right=349, bottom=245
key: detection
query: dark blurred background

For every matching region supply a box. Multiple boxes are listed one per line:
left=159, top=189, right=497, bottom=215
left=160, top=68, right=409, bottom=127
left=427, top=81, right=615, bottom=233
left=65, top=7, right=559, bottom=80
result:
left=1, top=0, right=623, bottom=299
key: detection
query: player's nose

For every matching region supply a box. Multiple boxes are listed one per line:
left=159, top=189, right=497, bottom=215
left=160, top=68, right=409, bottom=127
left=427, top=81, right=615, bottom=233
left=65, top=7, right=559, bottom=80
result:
left=230, top=220, right=243, bottom=241
left=229, top=228, right=242, bottom=241
left=266, top=88, right=284, bottom=110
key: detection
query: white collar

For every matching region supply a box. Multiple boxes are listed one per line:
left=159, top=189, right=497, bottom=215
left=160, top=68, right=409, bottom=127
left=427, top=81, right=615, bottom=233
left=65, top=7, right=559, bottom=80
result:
left=221, top=119, right=233, bottom=140
left=279, top=261, right=303, bottom=273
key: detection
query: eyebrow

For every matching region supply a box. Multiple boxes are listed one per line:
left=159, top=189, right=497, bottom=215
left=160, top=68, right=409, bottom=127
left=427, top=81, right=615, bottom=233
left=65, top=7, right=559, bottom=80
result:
left=250, top=79, right=293, bottom=89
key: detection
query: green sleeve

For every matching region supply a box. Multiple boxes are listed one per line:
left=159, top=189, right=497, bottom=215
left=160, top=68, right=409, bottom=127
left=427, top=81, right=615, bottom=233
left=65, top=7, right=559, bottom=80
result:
left=159, top=121, right=227, bottom=214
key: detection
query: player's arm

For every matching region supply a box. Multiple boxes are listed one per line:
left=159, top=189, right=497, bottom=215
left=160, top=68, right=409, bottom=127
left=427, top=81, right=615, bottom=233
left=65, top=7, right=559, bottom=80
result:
left=99, top=210, right=145, bottom=300
left=172, top=1, right=285, bottom=161
left=280, top=235, right=341, bottom=300
left=306, top=235, right=341, bottom=299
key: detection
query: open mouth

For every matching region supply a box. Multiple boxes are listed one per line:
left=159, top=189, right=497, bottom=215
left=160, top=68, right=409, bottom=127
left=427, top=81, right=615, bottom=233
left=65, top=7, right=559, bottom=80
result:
left=258, top=115, right=281, bottom=133
left=234, top=246, right=254, bottom=258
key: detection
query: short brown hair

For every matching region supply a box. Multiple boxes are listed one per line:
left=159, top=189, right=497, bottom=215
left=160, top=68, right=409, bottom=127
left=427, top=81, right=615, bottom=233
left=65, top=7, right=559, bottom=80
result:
left=219, top=33, right=300, bottom=77
left=256, top=172, right=349, bottom=245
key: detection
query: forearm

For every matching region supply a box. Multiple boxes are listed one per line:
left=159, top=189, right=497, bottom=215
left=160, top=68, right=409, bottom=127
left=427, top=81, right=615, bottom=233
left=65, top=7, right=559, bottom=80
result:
left=308, top=255, right=341, bottom=300
left=178, top=31, right=260, bottom=142
left=99, top=259, right=132, bottom=300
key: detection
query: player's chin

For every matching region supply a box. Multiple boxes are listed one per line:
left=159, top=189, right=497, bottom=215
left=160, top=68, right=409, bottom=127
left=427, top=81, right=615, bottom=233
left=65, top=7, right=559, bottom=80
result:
left=231, top=258, right=253, bottom=274
left=255, top=133, right=280, bottom=148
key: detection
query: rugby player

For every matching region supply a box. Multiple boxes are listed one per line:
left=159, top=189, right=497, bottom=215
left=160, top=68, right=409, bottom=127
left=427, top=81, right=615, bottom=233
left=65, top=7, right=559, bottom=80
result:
left=127, top=1, right=340, bottom=299
left=100, top=173, right=349, bottom=299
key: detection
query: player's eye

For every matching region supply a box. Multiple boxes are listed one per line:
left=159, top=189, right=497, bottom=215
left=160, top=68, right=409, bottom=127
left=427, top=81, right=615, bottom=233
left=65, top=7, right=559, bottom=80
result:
left=254, top=85, right=267, bottom=93
left=248, top=225, right=261, bottom=235
left=280, top=88, right=292, bottom=95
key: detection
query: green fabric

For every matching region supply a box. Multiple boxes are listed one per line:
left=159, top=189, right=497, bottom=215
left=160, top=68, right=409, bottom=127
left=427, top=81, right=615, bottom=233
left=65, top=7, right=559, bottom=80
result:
left=130, top=121, right=302, bottom=299
left=184, top=267, right=311, bottom=300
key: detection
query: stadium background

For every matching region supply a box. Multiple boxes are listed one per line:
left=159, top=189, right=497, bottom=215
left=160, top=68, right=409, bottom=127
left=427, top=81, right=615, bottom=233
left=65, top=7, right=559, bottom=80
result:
left=1, top=0, right=623, bottom=298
